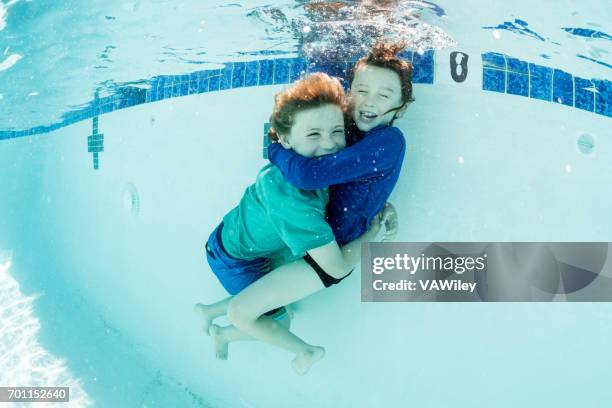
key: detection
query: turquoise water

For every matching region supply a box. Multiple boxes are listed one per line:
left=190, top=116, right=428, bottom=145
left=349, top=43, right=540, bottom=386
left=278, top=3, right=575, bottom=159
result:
left=1, top=1, right=611, bottom=407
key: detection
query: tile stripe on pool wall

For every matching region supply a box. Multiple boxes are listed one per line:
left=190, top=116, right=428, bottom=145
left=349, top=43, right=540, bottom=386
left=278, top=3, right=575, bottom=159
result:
left=482, top=52, right=611, bottom=117
left=1, top=50, right=609, bottom=141
left=0, top=52, right=434, bottom=140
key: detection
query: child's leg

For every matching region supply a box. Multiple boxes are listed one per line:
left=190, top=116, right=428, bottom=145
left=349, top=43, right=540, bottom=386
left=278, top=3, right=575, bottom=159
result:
left=227, top=258, right=326, bottom=374
left=195, top=256, right=275, bottom=336
left=194, top=296, right=233, bottom=335
left=211, top=310, right=291, bottom=360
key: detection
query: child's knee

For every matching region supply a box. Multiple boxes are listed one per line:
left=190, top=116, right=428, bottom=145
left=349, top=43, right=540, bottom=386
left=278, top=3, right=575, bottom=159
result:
left=227, top=297, right=255, bottom=327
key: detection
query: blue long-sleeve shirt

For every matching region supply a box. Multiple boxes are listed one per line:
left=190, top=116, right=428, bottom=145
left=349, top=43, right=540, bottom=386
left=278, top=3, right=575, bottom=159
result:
left=268, top=125, right=406, bottom=246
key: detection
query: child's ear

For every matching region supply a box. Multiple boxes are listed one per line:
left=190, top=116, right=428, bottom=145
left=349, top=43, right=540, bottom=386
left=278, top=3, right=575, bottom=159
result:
left=395, top=103, right=408, bottom=119
left=278, top=134, right=291, bottom=149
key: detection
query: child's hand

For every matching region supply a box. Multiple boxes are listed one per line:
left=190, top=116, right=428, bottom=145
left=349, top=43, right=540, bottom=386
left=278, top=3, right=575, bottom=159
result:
left=381, top=202, right=398, bottom=242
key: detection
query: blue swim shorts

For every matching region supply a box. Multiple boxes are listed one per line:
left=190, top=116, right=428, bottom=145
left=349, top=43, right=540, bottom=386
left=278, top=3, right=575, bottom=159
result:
left=205, top=222, right=271, bottom=295
left=205, top=222, right=286, bottom=319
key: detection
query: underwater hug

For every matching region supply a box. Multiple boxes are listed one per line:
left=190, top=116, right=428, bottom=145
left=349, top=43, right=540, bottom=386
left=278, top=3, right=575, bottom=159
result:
left=195, top=41, right=414, bottom=375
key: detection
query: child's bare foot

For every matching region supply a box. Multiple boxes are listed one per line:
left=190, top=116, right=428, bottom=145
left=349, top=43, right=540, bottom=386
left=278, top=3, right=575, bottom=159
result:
left=291, top=346, right=325, bottom=375
left=210, top=324, right=229, bottom=360
left=194, top=303, right=215, bottom=336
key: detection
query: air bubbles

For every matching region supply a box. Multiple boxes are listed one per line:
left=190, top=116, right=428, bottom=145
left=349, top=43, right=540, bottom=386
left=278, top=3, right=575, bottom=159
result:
left=565, top=163, right=572, bottom=173
left=492, top=30, right=501, bottom=39
left=253, top=3, right=456, bottom=61
left=457, top=156, right=465, bottom=164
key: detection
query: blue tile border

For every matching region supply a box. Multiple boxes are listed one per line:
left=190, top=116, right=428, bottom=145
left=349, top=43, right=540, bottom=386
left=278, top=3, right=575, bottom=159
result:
left=289, top=59, right=307, bottom=82
left=411, top=50, right=435, bottom=84
left=529, top=64, right=553, bottom=101
left=262, top=123, right=271, bottom=160
left=1, top=51, right=609, bottom=141
left=273, top=58, right=292, bottom=85
left=553, top=69, right=573, bottom=106
left=245, top=61, right=259, bottom=87
left=574, top=77, right=595, bottom=112
left=483, top=68, right=506, bottom=93
left=482, top=52, right=506, bottom=69
left=593, top=79, right=611, bottom=117
left=481, top=51, right=611, bottom=118
left=0, top=53, right=434, bottom=140
left=232, top=62, right=246, bottom=88
left=259, top=60, right=274, bottom=85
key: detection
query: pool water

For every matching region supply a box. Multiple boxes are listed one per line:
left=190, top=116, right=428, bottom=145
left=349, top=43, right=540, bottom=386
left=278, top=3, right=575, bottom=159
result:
left=0, top=1, right=611, bottom=407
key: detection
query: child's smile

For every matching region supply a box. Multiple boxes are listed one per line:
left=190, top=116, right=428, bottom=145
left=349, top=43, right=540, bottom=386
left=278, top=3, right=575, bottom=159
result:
left=357, top=109, right=380, bottom=124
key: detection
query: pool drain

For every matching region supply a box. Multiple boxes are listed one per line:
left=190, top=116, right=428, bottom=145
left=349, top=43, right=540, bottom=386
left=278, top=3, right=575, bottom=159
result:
left=577, top=133, right=595, bottom=155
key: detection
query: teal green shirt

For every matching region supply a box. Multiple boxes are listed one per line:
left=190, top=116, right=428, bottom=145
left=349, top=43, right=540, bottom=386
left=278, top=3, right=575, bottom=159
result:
left=221, top=164, right=335, bottom=262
